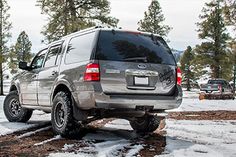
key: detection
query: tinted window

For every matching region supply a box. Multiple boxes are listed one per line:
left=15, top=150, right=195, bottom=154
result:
left=96, top=31, right=176, bottom=65
left=31, top=49, right=47, bottom=69
left=65, top=32, right=96, bottom=64
left=44, top=45, right=61, bottom=67
left=208, top=80, right=224, bottom=85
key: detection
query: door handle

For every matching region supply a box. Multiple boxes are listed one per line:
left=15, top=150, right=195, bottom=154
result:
left=52, top=71, right=58, bottom=76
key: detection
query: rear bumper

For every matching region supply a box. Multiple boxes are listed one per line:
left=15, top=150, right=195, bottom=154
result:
left=96, top=97, right=182, bottom=110
left=200, top=92, right=234, bottom=97
left=200, top=90, right=233, bottom=95
left=73, top=85, right=182, bottom=111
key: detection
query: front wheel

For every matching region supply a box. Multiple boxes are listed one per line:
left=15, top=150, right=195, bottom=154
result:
left=129, top=115, right=160, bottom=133
left=4, top=91, right=33, bottom=122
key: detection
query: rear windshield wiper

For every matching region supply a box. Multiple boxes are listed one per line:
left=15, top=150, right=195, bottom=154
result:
left=124, top=57, right=148, bottom=62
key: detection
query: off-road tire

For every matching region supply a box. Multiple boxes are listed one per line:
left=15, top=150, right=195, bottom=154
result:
left=51, top=91, right=79, bottom=137
left=4, top=91, right=33, bottom=122
left=129, top=115, right=160, bottom=133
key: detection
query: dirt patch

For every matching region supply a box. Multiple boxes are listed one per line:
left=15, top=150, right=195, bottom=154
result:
left=0, top=120, right=113, bottom=157
left=0, top=127, right=78, bottom=157
left=87, top=118, right=115, bottom=128
left=168, top=111, right=236, bottom=120
left=0, top=118, right=167, bottom=157
left=0, top=119, right=133, bottom=156
left=2, top=111, right=234, bottom=157
left=139, top=133, right=166, bottom=157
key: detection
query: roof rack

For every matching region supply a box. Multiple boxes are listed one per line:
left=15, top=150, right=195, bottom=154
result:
left=61, top=25, right=104, bottom=39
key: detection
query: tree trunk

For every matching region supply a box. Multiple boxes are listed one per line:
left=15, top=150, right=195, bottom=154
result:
left=0, top=1, right=4, bottom=95
left=0, top=62, right=3, bottom=95
left=186, top=69, right=191, bottom=91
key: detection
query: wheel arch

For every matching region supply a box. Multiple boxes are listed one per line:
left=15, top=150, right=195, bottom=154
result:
left=51, top=83, right=88, bottom=121
left=9, top=82, right=20, bottom=94
left=9, top=85, right=18, bottom=92
left=52, top=84, right=72, bottom=101
left=9, top=81, right=22, bottom=103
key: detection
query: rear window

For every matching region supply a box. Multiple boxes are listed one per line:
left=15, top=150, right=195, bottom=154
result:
left=95, top=30, right=176, bottom=65
left=208, top=80, right=222, bottom=84
left=208, top=80, right=227, bottom=86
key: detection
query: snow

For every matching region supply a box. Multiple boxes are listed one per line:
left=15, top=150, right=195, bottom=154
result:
left=158, top=143, right=222, bottom=157
left=182, top=89, right=199, bottom=98
left=1, top=90, right=236, bottom=156
left=50, top=152, right=92, bottom=157
left=61, top=144, right=75, bottom=151
left=50, top=116, right=236, bottom=157
left=34, top=135, right=61, bottom=146
left=17, top=126, right=51, bottom=139
left=168, top=90, right=236, bottom=112
left=0, top=96, right=51, bottom=136
left=196, top=66, right=211, bottom=86
left=169, top=98, right=236, bottom=112
left=103, top=119, right=133, bottom=131
left=125, top=145, right=143, bottom=157
left=159, top=119, right=236, bottom=157
left=50, top=119, right=143, bottom=157
left=159, top=91, right=236, bottom=157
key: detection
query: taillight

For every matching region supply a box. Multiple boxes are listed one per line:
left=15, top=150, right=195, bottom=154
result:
left=84, top=63, right=100, bottom=81
left=218, top=85, right=222, bottom=92
left=177, top=67, right=182, bottom=85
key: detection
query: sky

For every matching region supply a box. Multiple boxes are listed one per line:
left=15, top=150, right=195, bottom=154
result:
left=7, top=0, right=210, bottom=53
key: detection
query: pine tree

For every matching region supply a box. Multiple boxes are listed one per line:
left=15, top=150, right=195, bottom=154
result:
left=36, top=0, right=119, bottom=43
left=8, top=46, right=18, bottom=74
left=138, top=0, right=171, bottom=36
left=180, top=46, right=195, bottom=91
left=8, top=31, right=32, bottom=74
left=15, top=31, right=32, bottom=62
left=224, top=0, right=236, bottom=30
left=195, top=0, right=231, bottom=80
left=230, top=41, right=236, bottom=64
left=229, top=41, right=236, bottom=90
left=0, top=0, right=11, bottom=95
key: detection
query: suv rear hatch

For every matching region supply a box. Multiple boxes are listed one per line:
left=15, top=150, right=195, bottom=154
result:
left=94, top=30, right=177, bottom=95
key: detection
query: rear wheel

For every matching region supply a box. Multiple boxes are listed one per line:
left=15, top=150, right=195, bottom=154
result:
left=51, top=91, right=80, bottom=137
left=129, top=115, right=160, bottom=133
left=4, top=91, right=33, bottom=122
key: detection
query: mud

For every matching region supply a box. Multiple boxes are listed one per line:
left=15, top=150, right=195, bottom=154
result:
left=1, top=111, right=235, bottom=157
left=168, top=111, right=236, bottom=120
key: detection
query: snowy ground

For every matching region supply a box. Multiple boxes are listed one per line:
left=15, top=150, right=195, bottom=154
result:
left=0, top=96, right=50, bottom=136
left=50, top=119, right=236, bottom=157
left=161, top=119, right=236, bottom=157
left=1, top=90, right=236, bottom=156
left=50, top=120, right=143, bottom=157
left=169, top=89, right=236, bottom=112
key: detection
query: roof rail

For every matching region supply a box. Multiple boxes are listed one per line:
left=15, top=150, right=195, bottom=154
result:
left=61, top=25, right=104, bottom=39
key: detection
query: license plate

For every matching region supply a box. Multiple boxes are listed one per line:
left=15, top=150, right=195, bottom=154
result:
left=134, top=77, right=149, bottom=85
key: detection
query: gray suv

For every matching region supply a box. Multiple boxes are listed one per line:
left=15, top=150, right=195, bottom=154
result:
left=4, top=27, right=182, bottom=136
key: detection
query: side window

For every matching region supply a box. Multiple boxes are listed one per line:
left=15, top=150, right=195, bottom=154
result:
left=44, top=45, right=61, bottom=68
left=31, top=49, right=47, bottom=69
left=65, top=32, right=96, bottom=64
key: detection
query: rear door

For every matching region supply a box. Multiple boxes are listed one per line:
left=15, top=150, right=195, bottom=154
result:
left=95, top=30, right=176, bottom=95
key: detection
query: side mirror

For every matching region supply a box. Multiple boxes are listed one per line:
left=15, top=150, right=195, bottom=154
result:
left=19, top=61, right=30, bottom=70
